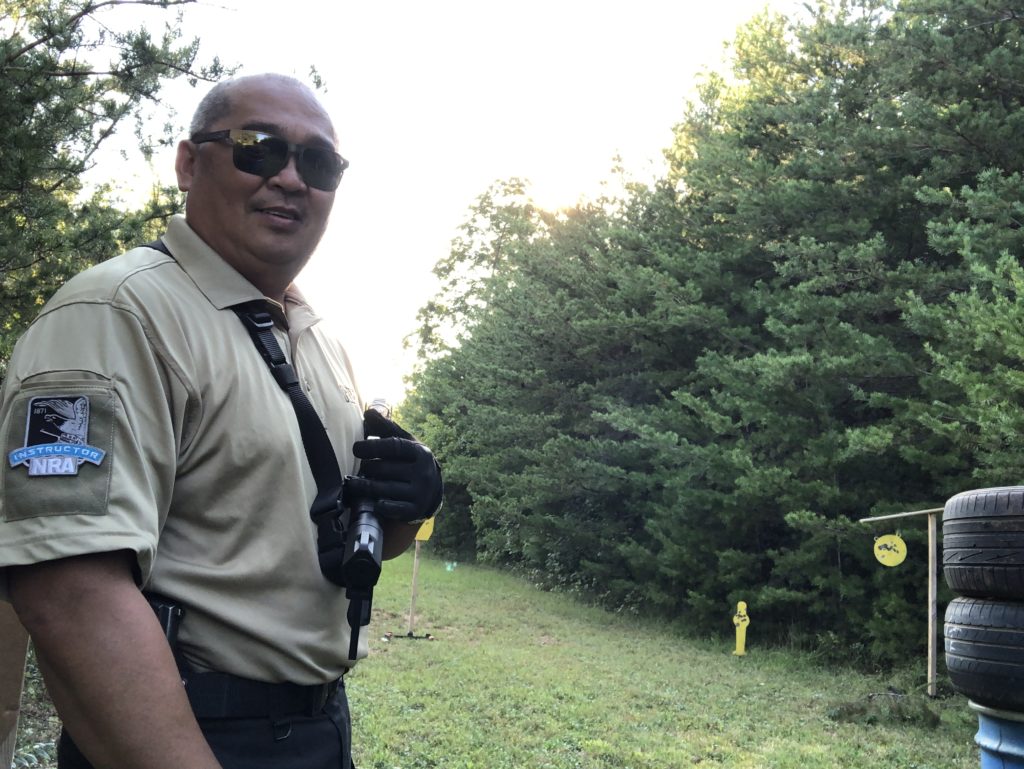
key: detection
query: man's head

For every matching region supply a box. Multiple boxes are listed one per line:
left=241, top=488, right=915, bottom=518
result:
left=175, top=74, right=341, bottom=300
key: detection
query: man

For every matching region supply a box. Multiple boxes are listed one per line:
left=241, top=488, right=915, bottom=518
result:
left=0, top=73, right=441, bottom=769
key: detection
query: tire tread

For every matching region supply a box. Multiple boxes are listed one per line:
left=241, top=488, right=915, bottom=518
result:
left=945, top=597, right=1024, bottom=709
left=943, top=488, right=1024, bottom=599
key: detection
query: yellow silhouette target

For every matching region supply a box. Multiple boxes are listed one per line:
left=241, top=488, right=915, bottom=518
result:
left=733, top=601, right=750, bottom=656
left=874, top=534, right=907, bottom=567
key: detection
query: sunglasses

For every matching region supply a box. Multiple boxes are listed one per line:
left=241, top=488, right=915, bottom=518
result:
left=190, top=129, right=349, bottom=191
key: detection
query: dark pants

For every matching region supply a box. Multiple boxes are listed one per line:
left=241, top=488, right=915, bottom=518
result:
left=57, top=683, right=356, bottom=769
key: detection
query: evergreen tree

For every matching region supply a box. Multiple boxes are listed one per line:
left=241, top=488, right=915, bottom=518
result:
left=405, top=0, right=1024, bottom=665
left=0, top=0, right=225, bottom=376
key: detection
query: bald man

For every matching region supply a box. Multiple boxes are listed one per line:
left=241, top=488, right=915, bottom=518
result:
left=0, top=74, right=441, bottom=769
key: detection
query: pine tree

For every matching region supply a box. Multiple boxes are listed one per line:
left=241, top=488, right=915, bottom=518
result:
left=0, top=0, right=226, bottom=376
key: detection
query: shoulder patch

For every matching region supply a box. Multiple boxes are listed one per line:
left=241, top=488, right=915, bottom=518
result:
left=3, top=384, right=117, bottom=520
left=8, top=396, right=106, bottom=476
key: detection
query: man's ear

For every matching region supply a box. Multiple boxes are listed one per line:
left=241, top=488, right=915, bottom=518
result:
left=175, top=139, right=197, bottom=192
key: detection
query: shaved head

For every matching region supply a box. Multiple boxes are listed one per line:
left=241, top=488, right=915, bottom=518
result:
left=189, top=74, right=334, bottom=140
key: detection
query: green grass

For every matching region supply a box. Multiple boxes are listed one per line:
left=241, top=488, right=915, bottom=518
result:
left=349, top=551, right=978, bottom=769
left=15, top=551, right=979, bottom=768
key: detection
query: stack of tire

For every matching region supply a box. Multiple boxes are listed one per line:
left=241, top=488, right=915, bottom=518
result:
left=944, top=487, right=1024, bottom=710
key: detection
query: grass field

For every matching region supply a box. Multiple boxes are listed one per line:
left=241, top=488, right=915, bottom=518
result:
left=14, top=549, right=979, bottom=768
left=348, top=549, right=978, bottom=769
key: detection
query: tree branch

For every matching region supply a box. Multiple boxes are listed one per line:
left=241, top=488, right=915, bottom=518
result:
left=4, top=0, right=197, bottom=67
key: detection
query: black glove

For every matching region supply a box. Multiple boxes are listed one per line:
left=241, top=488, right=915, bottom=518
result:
left=344, top=409, right=443, bottom=523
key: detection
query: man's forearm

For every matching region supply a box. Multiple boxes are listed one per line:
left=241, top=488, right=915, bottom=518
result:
left=9, top=552, right=221, bottom=769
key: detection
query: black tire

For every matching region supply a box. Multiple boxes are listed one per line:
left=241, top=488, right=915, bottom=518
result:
left=945, top=597, right=1024, bottom=709
left=943, top=486, right=1024, bottom=599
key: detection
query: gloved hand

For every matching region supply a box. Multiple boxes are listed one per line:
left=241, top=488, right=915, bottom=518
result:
left=344, top=409, right=443, bottom=523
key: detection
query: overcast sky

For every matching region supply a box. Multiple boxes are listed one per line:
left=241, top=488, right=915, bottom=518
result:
left=100, top=0, right=804, bottom=405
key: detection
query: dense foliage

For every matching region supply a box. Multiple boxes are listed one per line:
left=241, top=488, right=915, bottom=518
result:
left=403, top=0, right=1024, bottom=665
left=0, top=0, right=224, bottom=377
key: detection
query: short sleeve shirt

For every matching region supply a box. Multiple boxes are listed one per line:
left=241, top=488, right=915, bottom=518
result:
left=0, top=215, right=366, bottom=684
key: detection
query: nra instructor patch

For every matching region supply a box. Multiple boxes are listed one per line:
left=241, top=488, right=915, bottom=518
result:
left=8, top=396, right=107, bottom=476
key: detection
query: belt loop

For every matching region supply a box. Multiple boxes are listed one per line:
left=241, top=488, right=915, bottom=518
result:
left=272, top=720, right=293, bottom=742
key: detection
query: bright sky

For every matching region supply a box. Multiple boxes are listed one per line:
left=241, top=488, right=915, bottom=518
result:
left=105, top=0, right=803, bottom=406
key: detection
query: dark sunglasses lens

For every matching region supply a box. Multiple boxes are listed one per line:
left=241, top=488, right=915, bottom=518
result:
left=297, top=148, right=343, bottom=191
left=227, top=131, right=341, bottom=190
left=232, top=136, right=289, bottom=177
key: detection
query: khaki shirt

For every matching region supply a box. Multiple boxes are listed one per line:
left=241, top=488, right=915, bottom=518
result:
left=0, top=215, right=365, bottom=683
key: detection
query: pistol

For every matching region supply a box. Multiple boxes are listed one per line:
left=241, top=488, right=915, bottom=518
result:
left=146, top=593, right=185, bottom=647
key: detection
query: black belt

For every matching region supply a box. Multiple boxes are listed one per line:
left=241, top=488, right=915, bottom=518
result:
left=182, top=670, right=343, bottom=719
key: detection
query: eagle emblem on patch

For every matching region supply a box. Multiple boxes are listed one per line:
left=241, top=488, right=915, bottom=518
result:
left=7, top=396, right=107, bottom=476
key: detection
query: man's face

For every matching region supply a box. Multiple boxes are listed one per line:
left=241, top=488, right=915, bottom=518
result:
left=175, top=78, right=338, bottom=296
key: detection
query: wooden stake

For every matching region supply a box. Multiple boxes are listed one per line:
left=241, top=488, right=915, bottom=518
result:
left=928, top=511, right=938, bottom=697
left=407, top=539, right=422, bottom=636
left=0, top=603, right=29, bottom=769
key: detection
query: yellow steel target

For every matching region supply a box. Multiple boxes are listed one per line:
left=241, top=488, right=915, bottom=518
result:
left=874, top=534, right=907, bottom=567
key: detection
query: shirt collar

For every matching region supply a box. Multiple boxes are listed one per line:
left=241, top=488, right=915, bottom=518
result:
left=162, top=215, right=265, bottom=310
left=284, top=285, right=322, bottom=336
left=161, top=215, right=320, bottom=333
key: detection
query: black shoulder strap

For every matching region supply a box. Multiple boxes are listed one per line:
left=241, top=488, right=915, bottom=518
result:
left=230, top=302, right=352, bottom=587
left=147, top=238, right=350, bottom=585
left=146, top=239, right=171, bottom=256
left=149, top=240, right=343, bottom=504
left=230, top=302, right=345, bottom=511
